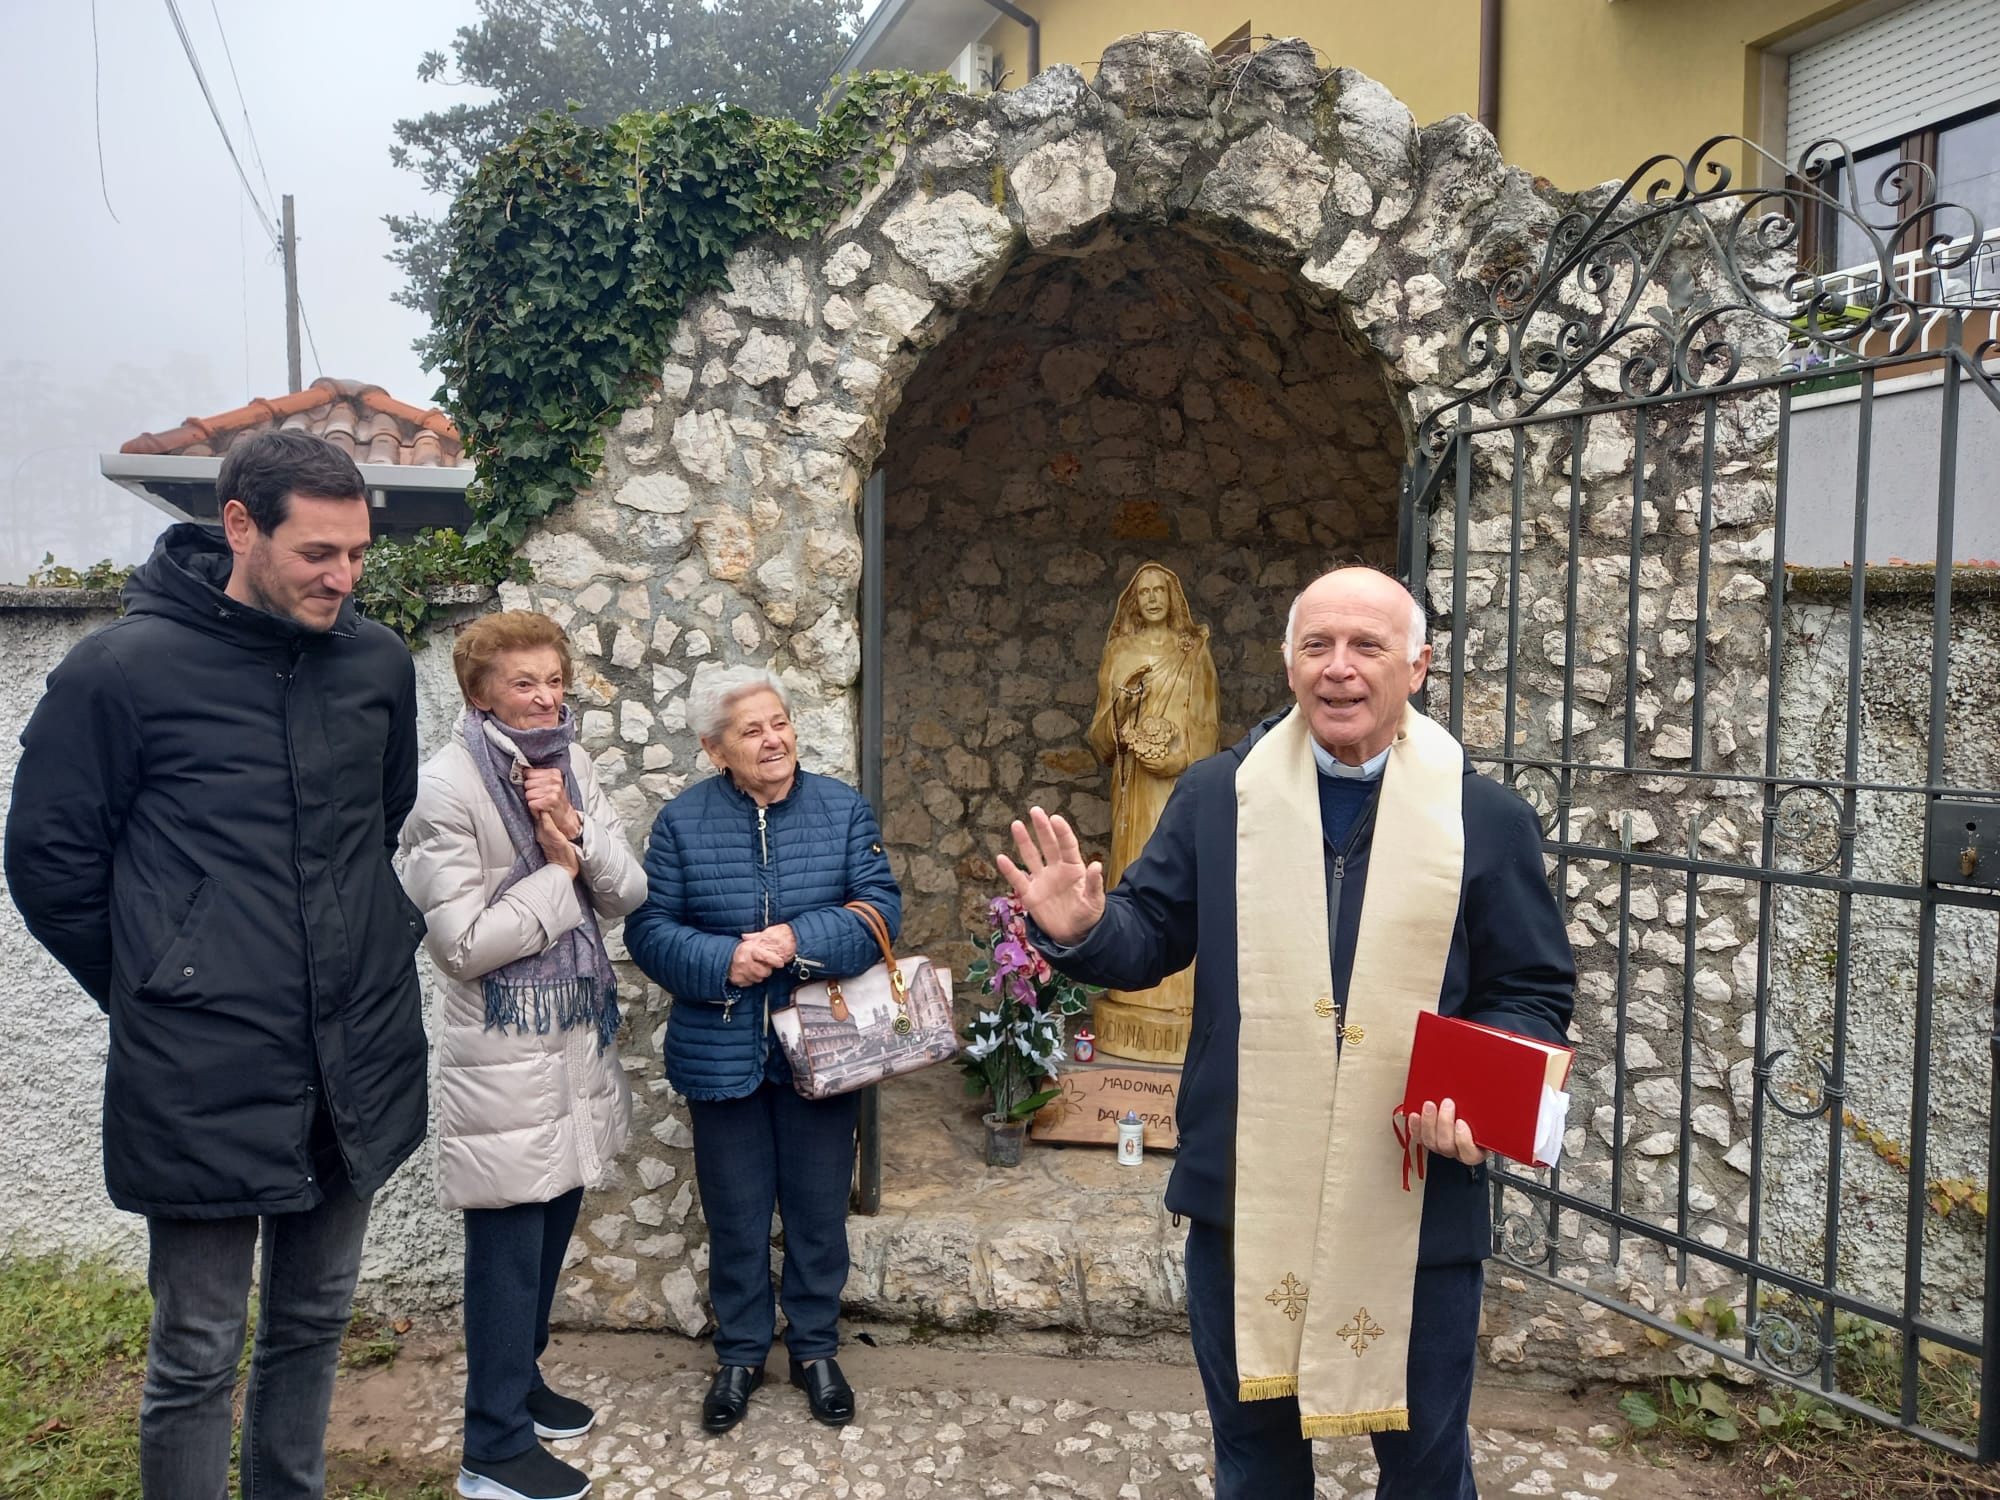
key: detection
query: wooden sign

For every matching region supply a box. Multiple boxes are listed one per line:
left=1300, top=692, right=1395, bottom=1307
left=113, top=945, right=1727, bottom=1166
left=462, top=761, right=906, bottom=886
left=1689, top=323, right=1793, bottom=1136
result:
left=1029, top=1061, right=1181, bottom=1150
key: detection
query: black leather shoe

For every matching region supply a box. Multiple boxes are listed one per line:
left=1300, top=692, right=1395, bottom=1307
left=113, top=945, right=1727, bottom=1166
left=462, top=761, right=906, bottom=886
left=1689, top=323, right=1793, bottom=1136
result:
left=701, top=1364, right=765, bottom=1434
left=789, top=1355, right=854, bottom=1426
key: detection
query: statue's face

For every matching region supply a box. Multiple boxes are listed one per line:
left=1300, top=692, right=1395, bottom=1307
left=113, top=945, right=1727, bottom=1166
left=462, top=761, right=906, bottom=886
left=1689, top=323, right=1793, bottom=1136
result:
left=1135, top=571, right=1172, bottom=625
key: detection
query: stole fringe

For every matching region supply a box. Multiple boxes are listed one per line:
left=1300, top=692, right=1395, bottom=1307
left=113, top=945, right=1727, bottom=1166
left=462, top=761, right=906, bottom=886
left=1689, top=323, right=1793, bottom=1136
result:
left=1237, top=1375, right=1299, bottom=1402
left=1298, top=1407, right=1411, bottom=1439
left=483, top=978, right=621, bottom=1053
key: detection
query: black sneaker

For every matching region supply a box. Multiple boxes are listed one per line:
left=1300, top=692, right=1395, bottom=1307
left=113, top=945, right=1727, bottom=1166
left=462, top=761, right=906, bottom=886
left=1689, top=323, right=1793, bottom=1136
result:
left=457, top=1446, right=591, bottom=1500
left=527, top=1384, right=596, bottom=1440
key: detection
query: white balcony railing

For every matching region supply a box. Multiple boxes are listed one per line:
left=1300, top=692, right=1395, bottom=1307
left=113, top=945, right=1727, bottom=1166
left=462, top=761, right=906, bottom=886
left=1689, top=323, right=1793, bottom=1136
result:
left=1786, top=227, right=2000, bottom=370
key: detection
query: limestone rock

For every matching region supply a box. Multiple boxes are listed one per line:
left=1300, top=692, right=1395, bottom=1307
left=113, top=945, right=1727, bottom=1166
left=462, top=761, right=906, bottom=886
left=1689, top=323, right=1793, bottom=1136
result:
left=672, top=409, right=734, bottom=484
left=1192, top=124, right=1331, bottom=256
left=860, top=284, right=936, bottom=342
left=730, top=329, right=794, bottom=387
left=1093, top=32, right=1213, bottom=118
left=1011, top=134, right=1116, bottom=249
left=718, top=249, right=811, bottom=322
left=881, top=191, right=1019, bottom=303
left=991, top=63, right=1094, bottom=127
left=659, top=1266, right=709, bottom=1337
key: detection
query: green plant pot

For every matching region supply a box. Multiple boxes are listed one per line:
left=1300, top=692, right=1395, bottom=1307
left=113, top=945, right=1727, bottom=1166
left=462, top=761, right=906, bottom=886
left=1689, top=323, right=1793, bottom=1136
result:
left=984, top=1112, right=1028, bottom=1167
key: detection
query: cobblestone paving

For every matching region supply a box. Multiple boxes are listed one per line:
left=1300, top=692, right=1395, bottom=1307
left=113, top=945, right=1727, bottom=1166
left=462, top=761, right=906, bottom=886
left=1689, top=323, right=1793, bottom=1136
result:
left=341, top=1337, right=1690, bottom=1500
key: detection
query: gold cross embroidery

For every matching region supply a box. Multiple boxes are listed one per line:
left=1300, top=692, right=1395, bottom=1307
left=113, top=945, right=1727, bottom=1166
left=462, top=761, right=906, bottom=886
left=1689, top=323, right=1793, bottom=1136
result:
left=1337, top=1306, right=1386, bottom=1356
left=1313, top=997, right=1335, bottom=1018
left=1265, top=1274, right=1309, bottom=1322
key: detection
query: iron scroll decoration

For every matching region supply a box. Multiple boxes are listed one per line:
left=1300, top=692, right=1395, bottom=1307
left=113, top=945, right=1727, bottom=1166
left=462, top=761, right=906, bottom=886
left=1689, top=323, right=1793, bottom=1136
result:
left=1494, top=1207, right=1554, bottom=1267
left=1414, top=133, right=1991, bottom=460
left=1750, top=1307, right=1824, bottom=1378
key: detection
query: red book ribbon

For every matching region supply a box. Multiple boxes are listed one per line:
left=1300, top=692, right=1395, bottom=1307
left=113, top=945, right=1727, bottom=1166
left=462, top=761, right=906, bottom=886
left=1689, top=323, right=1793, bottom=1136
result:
left=1390, top=1110, right=1426, bottom=1193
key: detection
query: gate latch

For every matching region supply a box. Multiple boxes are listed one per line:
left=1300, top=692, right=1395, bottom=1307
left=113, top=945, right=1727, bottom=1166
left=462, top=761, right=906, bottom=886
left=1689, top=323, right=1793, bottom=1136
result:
left=1928, top=800, right=2000, bottom=889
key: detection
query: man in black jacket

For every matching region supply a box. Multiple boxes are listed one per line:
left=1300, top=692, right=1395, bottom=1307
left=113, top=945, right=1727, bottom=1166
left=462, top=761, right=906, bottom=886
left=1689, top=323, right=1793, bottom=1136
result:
left=5, top=430, right=428, bottom=1499
left=1001, top=567, right=1573, bottom=1500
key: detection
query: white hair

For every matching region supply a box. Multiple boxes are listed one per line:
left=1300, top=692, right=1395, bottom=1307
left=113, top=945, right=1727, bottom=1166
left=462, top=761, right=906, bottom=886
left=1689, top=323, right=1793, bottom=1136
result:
left=689, top=666, right=791, bottom=743
left=1282, top=571, right=1428, bottom=665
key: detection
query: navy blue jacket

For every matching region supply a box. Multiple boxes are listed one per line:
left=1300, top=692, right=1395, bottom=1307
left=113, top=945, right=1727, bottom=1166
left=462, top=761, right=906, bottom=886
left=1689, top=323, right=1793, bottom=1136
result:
left=1036, top=713, right=1574, bottom=1266
left=626, top=768, right=902, bottom=1100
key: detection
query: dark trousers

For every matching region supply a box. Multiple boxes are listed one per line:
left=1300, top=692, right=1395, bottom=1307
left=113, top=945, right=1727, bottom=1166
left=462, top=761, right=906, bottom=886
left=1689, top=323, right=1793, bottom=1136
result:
left=1184, top=1220, right=1483, bottom=1500
left=688, top=1080, right=860, bottom=1367
left=462, top=1187, right=585, bottom=1463
left=140, top=1176, right=372, bottom=1500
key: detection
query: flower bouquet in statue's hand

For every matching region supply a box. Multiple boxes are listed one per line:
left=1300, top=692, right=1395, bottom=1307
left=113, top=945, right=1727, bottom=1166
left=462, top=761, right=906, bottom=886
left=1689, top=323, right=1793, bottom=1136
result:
left=961, top=894, right=1098, bottom=1162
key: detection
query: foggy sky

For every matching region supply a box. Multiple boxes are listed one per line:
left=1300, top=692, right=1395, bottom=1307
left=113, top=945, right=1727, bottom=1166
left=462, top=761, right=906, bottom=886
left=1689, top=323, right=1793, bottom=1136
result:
left=1, top=0, right=487, bottom=576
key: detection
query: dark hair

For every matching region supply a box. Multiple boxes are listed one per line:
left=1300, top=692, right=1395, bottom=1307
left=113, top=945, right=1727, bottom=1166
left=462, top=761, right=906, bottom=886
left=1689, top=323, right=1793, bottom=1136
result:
left=215, top=430, right=367, bottom=534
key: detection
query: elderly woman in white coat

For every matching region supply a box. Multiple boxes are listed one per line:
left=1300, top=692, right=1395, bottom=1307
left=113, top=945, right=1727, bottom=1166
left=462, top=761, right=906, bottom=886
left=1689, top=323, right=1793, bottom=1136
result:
left=400, top=610, right=647, bottom=1500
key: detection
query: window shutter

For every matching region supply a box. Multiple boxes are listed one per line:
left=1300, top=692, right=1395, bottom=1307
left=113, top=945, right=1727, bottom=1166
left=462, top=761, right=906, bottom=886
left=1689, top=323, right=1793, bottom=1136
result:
left=1786, top=0, right=2000, bottom=166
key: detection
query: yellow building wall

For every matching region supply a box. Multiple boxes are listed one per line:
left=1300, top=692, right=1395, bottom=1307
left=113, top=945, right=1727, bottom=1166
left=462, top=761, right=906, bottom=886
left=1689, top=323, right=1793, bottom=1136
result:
left=975, top=0, right=1877, bottom=190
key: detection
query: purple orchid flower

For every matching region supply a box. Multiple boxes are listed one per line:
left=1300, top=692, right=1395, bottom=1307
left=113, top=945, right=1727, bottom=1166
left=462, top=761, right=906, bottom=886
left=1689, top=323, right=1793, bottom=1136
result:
left=992, top=938, right=1031, bottom=975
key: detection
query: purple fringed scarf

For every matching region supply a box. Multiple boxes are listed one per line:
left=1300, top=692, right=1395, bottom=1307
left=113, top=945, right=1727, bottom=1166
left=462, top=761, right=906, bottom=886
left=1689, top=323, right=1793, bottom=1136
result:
left=463, top=707, right=620, bottom=1051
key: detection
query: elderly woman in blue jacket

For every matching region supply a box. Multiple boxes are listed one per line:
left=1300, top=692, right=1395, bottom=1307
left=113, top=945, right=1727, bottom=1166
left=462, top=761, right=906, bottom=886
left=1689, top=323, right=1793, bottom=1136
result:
left=625, top=666, right=900, bottom=1436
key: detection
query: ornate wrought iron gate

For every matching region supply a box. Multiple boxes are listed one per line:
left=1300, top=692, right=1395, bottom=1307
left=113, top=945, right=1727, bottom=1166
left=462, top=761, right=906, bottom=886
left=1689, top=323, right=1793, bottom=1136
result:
left=1401, top=137, right=2000, bottom=1460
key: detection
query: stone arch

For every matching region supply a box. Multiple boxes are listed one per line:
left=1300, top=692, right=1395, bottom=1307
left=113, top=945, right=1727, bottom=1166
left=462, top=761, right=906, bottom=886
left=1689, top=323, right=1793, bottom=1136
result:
left=498, top=32, right=1619, bottom=1334
left=516, top=27, right=1553, bottom=909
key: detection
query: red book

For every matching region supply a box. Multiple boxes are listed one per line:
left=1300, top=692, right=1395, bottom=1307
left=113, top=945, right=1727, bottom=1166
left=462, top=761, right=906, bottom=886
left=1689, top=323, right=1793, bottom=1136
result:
left=1394, top=1012, right=1575, bottom=1187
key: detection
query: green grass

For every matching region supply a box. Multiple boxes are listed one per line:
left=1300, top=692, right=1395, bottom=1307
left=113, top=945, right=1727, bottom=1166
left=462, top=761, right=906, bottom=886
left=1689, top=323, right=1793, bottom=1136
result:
left=0, top=1252, right=150, bottom=1499
left=0, top=1252, right=448, bottom=1500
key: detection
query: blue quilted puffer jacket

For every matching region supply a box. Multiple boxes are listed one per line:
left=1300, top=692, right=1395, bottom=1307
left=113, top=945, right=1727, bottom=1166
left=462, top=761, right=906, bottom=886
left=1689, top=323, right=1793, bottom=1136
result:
left=625, top=768, right=902, bottom=1100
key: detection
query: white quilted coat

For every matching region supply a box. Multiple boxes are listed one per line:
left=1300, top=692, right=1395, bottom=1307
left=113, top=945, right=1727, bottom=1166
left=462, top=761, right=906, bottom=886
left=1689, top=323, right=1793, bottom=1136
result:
left=400, top=735, right=647, bottom=1211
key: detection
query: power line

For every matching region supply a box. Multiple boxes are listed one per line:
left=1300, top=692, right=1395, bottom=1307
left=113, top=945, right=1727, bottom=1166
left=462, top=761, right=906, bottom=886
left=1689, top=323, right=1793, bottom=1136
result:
left=204, top=0, right=278, bottom=217
left=161, top=0, right=279, bottom=250
left=89, top=0, right=120, bottom=222
left=296, top=295, right=325, bottom=381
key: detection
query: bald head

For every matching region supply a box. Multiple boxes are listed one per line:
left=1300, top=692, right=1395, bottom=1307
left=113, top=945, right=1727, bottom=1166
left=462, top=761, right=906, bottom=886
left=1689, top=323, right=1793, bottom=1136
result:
left=1282, top=568, right=1433, bottom=764
left=1283, top=569, right=1427, bottom=665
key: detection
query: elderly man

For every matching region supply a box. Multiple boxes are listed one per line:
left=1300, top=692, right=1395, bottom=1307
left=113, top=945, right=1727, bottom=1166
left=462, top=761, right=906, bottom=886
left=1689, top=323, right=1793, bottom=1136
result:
left=1001, top=566, right=1573, bottom=1499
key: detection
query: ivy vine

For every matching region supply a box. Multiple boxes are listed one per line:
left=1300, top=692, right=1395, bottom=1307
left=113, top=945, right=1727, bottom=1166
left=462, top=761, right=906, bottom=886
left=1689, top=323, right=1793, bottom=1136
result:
left=359, top=72, right=962, bottom=643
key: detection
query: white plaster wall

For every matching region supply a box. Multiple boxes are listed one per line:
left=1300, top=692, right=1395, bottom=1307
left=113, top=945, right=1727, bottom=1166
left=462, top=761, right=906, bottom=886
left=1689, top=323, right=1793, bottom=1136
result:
left=0, top=604, right=145, bottom=1270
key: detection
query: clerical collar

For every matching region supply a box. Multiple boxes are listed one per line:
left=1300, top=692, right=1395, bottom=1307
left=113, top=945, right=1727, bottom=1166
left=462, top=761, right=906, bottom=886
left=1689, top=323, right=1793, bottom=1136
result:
left=1312, top=739, right=1391, bottom=781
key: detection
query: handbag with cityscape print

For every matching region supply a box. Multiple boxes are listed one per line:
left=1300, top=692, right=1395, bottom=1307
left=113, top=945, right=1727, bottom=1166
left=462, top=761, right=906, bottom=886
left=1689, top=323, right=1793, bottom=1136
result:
left=773, top=901, right=957, bottom=1100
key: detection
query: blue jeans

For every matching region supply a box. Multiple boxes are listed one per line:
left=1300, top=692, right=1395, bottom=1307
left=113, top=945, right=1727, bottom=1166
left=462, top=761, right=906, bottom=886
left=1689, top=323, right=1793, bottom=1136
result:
left=462, top=1187, right=585, bottom=1462
left=1184, top=1220, right=1483, bottom=1500
left=688, top=1080, right=860, bottom=1366
left=140, top=1176, right=373, bottom=1499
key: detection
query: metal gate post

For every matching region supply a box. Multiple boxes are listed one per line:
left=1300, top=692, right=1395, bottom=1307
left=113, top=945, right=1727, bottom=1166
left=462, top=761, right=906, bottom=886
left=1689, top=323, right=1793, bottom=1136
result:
left=1982, top=908, right=2000, bottom=1462
left=855, top=469, right=886, bottom=1216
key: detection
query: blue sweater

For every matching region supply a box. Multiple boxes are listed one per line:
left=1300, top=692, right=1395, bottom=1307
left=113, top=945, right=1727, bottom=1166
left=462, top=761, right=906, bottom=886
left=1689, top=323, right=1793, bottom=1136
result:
left=1035, top=713, right=1575, bottom=1265
left=625, top=769, right=902, bottom=1101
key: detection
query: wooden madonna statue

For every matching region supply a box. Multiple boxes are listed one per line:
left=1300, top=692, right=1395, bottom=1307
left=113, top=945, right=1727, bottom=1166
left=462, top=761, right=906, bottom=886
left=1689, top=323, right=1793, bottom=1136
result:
left=1084, top=562, right=1219, bottom=1063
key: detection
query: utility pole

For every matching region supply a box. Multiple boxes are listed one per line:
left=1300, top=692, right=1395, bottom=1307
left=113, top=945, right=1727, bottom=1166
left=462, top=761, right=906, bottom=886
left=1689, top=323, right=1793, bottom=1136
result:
left=282, top=194, right=302, bottom=394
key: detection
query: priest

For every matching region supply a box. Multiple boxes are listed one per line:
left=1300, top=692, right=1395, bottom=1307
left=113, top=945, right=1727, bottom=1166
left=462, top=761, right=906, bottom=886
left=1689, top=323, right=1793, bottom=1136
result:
left=1001, top=566, right=1574, bottom=1500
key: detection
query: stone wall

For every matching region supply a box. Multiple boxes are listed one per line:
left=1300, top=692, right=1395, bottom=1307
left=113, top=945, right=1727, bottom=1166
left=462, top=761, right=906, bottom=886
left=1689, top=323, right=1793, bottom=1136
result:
left=879, top=227, right=1403, bottom=955
left=8, top=33, right=1939, bottom=1380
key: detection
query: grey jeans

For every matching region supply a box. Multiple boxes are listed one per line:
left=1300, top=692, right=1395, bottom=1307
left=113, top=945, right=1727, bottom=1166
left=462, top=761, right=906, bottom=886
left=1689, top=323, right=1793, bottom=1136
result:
left=140, top=1179, right=373, bottom=1499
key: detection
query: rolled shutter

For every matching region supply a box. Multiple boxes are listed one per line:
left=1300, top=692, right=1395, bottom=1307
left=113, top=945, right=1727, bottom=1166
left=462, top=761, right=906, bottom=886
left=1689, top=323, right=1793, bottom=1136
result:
left=1786, top=0, right=2000, bottom=165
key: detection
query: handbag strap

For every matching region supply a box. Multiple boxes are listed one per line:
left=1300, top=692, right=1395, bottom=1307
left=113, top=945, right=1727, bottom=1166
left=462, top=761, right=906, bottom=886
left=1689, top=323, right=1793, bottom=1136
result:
left=843, top=900, right=896, bottom=965
left=840, top=900, right=908, bottom=1000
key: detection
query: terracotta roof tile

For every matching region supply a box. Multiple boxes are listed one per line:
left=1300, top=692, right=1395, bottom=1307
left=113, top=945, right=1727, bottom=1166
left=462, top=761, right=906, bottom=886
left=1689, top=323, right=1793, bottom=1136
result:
left=119, top=377, right=465, bottom=467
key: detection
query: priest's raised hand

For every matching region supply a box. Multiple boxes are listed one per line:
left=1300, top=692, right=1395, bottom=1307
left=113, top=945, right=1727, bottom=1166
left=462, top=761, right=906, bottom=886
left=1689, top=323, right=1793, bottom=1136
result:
left=997, top=805, right=1106, bottom=945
